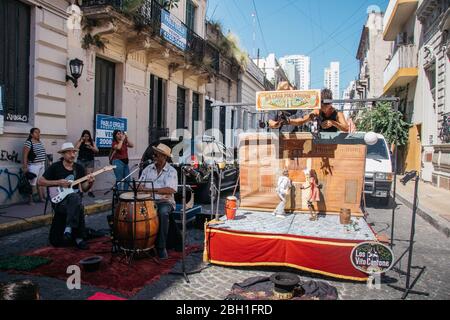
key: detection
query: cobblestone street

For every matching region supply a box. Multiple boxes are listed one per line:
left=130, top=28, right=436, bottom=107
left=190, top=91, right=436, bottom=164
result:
left=0, top=196, right=449, bottom=300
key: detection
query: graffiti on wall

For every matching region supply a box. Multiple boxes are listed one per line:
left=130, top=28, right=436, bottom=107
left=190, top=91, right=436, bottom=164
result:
left=0, top=149, right=21, bottom=164
left=0, top=167, right=22, bottom=202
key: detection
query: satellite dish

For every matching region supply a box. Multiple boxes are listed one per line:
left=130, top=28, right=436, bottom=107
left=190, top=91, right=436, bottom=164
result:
left=364, top=132, right=379, bottom=145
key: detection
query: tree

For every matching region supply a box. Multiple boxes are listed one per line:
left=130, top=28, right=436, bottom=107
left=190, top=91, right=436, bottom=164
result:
left=355, top=102, right=411, bottom=146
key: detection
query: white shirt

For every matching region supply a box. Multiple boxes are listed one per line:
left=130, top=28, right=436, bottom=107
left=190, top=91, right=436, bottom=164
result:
left=139, top=162, right=178, bottom=209
left=276, top=175, right=291, bottom=195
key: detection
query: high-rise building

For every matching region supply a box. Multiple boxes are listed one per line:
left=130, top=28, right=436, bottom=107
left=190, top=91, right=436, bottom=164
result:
left=324, top=62, right=340, bottom=99
left=279, top=55, right=311, bottom=90
left=253, top=53, right=290, bottom=88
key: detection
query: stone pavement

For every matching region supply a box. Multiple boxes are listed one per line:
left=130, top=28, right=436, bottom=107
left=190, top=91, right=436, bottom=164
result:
left=0, top=198, right=449, bottom=300
left=395, top=176, right=450, bottom=238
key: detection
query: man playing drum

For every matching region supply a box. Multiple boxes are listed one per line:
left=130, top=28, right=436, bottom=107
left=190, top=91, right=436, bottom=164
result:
left=138, top=143, right=178, bottom=259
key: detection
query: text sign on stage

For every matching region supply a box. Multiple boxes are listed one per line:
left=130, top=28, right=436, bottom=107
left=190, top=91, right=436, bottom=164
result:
left=256, top=90, right=321, bottom=111
left=95, top=114, right=127, bottom=148
left=350, top=242, right=394, bottom=274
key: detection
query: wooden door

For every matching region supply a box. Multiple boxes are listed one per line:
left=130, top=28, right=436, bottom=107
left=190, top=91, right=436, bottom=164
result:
left=405, top=124, right=422, bottom=172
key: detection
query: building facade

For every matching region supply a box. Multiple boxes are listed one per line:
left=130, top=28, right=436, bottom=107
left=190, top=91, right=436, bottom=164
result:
left=279, top=55, right=311, bottom=90
left=0, top=0, right=212, bottom=205
left=324, top=61, right=340, bottom=100
left=356, top=9, right=392, bottom=99
left=416, top=0, right=450, bottom=189
left=382, top=0, right=420, bottom=174
left=253, top=53, right=290, bottom=89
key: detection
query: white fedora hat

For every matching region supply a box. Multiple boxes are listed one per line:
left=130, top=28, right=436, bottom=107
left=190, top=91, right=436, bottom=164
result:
left=57, top=142, right=78, bottom=154
left=152, top=143, right=172, bottom=158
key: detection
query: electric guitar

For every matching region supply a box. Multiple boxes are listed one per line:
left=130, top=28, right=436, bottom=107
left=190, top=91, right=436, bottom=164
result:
left=49, top=165, right=116, bottom=204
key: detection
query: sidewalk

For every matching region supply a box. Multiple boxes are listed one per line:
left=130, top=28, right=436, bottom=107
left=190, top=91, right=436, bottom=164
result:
left=0, top=190, right=113, bottom=237
left=395, top=175, right=450, bottom=238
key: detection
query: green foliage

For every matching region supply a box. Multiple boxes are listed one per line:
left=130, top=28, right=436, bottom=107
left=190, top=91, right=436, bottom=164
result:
left=81, top=33, right=107, bottom=51
left=122, top=0, right=145, bottom=14
left=355, top=102, right=411, bottom=146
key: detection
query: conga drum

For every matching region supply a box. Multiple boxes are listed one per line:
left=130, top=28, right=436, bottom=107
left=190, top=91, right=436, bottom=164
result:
left=113, top=192, right=159, bottom=251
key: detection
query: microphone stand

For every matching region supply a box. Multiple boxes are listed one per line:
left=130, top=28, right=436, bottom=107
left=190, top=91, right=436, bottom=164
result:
left=170, top=165, right=209, bottom=282
left=104, top=163, right=141, bottom=195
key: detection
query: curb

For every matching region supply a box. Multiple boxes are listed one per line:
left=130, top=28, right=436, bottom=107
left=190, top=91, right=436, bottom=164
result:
left=395, top=193, right=450, bottom=238
left=0, top=201, right=112, bottom=238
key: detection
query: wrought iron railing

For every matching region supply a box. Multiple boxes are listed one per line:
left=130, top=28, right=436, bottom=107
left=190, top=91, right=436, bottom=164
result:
left=81, top=0, right=215, bottom=64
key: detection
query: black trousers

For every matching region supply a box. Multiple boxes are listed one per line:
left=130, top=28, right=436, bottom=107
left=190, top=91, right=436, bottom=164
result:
left=49, top=193, right=86, bottom=247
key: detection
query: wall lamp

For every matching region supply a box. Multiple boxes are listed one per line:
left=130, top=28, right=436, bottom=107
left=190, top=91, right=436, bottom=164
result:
left=66, top=58, right=84, bottom=88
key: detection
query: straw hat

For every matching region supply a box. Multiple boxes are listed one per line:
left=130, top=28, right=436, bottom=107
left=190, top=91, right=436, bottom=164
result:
left=57, top=142, right=78, bottom=154
left=152, top=143, right=172, bottom=158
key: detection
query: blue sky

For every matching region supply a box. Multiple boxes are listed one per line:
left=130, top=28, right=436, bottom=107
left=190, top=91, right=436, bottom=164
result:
left=205, top=0, right=390, bottom=97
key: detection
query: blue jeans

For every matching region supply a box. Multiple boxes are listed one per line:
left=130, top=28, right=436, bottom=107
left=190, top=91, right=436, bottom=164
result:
left=156, top=202, right=173, bottom=250
left=113, top=159, right=130, bottom=191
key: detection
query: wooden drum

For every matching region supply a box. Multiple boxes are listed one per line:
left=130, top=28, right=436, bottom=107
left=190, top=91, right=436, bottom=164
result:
left=113, top=192, right=159, bottom=251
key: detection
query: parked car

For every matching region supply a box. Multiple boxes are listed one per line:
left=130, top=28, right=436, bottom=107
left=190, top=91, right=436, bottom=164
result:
left=140, top=135, right=239, bottom=204
left=363, top=133, right=393, bottom=206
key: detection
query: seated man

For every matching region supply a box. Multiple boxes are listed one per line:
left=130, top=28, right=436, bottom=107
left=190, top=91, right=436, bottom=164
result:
left=138, top=143, right=178, bottom=259
left=270, top=88, right=349, bottom=133
left=38, top=142, right=94, bottom=250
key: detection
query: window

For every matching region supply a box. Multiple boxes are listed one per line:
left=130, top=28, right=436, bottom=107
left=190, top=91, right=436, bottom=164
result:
left=426, top=64, right=436, bottom=108
left=185, top=0, right=196, bottom=31
left=149, top=74, right=167, bottom=144
left=177, top=87, right=186, bottom=130
left=94, top=57, right=116, bottom=156
left=205, top=100, right=213, bottom=131
left=0, top=0, right=30, bottom=123
left=94, top=57, right=115, bottom=117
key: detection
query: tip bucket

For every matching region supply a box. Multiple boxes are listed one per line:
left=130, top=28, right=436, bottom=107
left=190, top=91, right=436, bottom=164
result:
left=225, top=196, right=238, bottom=220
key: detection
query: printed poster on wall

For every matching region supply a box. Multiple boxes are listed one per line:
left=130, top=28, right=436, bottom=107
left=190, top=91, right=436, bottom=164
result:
left=95, top=114, right=127, bottom=148
left=256, top=90, right=321, bottom=111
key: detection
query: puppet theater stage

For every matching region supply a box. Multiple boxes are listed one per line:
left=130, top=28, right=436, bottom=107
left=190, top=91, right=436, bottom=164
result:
left=204, top=132, right=379, bottom=281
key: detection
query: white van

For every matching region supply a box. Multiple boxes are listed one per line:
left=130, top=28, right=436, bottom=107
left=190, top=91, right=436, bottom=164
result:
left=364, top=133, right=393, bottom=205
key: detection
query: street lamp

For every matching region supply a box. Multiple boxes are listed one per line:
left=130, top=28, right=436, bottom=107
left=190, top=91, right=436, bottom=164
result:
left=66, top=58, right=84, bottom=88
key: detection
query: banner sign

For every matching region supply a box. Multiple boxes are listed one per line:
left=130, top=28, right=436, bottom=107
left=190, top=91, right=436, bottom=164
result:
left=256, top=90, right=321, bottom=111
left=160, top=9, right=187, bottom=51
left=95, top=114, right=127, bottom=148
left=350, top=242, right=394, bottom=274
left=0, top=85, right=4, bottom=134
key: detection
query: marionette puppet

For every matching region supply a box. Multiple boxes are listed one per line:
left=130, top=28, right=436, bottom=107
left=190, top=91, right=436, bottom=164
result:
left=301, top=169, right=321, bottom=221
left=273, top=169, right=292, bottom=218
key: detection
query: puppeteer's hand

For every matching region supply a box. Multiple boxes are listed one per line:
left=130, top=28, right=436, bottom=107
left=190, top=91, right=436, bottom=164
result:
left=321, top=120, right=333, bottom=129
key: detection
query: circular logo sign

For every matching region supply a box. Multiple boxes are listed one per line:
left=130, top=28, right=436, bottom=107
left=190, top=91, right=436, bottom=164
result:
left=350, top=242, right=394, bottom=274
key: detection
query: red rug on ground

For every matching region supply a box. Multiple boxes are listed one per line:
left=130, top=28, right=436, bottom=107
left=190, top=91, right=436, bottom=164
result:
left=14, top=237, right=201, bottom=297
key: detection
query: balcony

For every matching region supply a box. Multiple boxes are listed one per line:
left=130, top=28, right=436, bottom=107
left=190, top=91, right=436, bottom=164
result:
left=383, top=0, right=418, bottom=41
left=81, top=0, right=215, bottom=76
left=383, top=44, right=418, bottom=94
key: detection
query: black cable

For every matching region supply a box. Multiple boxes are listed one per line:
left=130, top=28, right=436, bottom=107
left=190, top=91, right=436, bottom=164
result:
left=251, top=0, right=269, bottom=56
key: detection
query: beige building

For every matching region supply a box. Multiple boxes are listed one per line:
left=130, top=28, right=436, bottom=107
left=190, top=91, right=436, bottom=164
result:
left=416, top=0, right=450, bottom=189
left=0, top=0, right=212, bottom=205
left=356, top=9, right=392, bottom=99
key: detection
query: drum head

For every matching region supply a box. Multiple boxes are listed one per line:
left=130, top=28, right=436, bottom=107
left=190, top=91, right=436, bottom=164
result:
left=119, top=192, right=153, bottom=201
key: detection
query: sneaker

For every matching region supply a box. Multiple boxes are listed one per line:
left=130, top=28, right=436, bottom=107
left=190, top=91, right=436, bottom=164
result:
left=157, top=248, right=168, bottom=260
left=75, top=240, right=89, bottom=250
left=276, top=213, right=287, bottom=218
left=87, top=192, right=95, bottom=198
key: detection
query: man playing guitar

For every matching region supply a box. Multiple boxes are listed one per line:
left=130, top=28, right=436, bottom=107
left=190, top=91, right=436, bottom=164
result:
left=38, top=142, right=94, bottom=250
